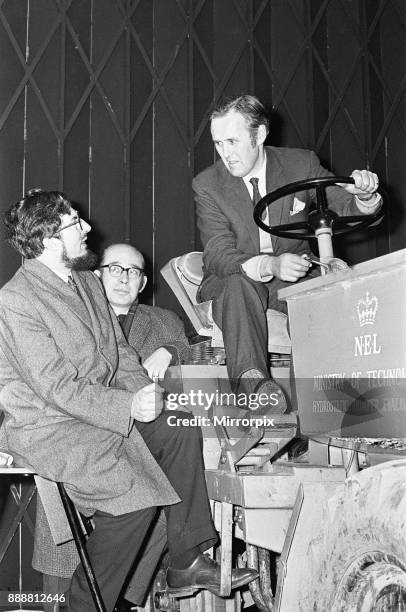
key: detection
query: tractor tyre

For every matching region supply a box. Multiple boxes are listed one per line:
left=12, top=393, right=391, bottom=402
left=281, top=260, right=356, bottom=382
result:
left=305, top=459, right=406, bottom=612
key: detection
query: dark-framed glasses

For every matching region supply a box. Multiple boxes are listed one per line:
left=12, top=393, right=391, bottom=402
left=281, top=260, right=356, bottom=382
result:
left=52, top=216, right=83, bottom=237
left=100, top=264, right=144, bottom=278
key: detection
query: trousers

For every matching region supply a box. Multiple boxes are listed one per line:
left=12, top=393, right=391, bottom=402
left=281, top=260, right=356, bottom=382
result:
left=68, top=410, right=217, bottom=612
left=198, top=270, right=318, bottom=381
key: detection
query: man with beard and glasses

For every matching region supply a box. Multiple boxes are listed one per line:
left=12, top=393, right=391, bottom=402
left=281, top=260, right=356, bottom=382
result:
left=0, top=189, right=257, bottom=612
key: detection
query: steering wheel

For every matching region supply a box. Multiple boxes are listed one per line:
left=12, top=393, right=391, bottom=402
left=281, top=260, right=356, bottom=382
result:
left=253, top=176, right=384, bottom=239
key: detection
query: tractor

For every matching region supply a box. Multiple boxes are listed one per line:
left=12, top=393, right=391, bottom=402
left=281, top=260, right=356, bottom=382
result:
left=150, top=176, right=406, bottom=612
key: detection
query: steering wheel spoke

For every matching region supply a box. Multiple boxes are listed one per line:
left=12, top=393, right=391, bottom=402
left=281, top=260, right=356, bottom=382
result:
left=253, top=176, right=384, bottom=239
left=261, top=220, right=313, bottom=239
left=332, top=213, right=381, bottom=234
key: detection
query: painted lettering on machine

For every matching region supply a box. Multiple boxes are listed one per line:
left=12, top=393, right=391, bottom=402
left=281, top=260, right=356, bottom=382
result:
left=311, top=289, right=406, bottom=386
left=285, top=257, right=406, bottom=437
left=354, top=292, right=382, bottom=357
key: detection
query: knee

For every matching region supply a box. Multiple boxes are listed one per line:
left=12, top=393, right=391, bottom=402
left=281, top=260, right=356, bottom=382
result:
left=224, top=273, right=248, bottom=290
left=223, top=274, right=267, bottom=302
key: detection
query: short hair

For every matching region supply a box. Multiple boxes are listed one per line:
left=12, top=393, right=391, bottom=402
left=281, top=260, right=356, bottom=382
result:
left=4, top=189, right=71, bottom=258
left=210, top=94, right=269, bottom=141
left=100, top=243, right=145, bottom=269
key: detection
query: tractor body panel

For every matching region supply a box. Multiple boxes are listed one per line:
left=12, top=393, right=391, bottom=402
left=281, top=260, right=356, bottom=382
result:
left=280, top=248, right=406, bottom=438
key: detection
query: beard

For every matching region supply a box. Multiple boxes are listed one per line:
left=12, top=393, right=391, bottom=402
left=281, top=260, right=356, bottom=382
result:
left=62, top=245, right=99, bottom=271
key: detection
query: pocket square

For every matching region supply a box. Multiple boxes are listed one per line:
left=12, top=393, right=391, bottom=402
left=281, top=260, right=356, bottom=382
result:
left=290, top=197, right=306, bottom=216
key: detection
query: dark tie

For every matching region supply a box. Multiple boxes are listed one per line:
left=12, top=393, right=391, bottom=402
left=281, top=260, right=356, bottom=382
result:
left=117, top=314, right=126, bottom=330
left=67, top=275, right=79, bottom=294
left=249, top=177, right=261, bottom=207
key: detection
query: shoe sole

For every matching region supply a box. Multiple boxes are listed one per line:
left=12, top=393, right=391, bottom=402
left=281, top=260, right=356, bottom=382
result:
left=166, top=574, right=258, bottom=598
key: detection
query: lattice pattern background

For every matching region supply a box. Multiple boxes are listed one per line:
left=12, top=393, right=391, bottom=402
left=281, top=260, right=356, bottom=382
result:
left=0, top=0, right=405, bottom=298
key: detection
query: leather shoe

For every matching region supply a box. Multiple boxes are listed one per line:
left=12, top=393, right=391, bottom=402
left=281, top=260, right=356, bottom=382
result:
left=166, top=553, right=258, bottom=597
left=253, top=378, right=288, bottom=415
left=238, top=371, right=288, bottom=415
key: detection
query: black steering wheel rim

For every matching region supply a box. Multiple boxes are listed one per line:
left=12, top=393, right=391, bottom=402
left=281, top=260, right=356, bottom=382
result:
left=253, top=176, right=384, bottom=239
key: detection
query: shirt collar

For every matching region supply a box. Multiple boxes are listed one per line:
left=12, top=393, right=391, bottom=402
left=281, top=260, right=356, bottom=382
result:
left=50, top=268, right=71, bottom=283
left=242, top=155, right=267, bottom=193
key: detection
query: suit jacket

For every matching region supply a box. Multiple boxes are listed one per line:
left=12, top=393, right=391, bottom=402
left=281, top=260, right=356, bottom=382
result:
left=127, top=303, right=190, bottom=365
left=0, top=259, right=179, bottom=516
left=193, top=146, right=361, bottom=285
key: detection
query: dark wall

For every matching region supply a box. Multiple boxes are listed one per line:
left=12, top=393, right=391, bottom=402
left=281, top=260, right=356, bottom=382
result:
left=0, top=0, right=405, bottom=312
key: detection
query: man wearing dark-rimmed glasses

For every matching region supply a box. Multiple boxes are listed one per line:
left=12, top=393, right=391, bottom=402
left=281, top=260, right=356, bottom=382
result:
left=98, top=243, right=190, bottom=379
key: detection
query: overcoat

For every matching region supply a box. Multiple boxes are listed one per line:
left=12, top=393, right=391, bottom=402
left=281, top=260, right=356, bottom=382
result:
left=0, top=259, right=179, bottom=516
left=31, top=294, right=188, bottom=581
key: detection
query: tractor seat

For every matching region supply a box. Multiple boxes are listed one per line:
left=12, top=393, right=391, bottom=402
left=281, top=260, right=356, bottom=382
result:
left=161, top=252, right=291, bottom=354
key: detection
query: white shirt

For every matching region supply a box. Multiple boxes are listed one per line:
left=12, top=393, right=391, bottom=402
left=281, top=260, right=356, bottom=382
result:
left=241, top=156, right=274, bottom=282
left=52, top=269, right=72, bottom=283
left=240, top=157, right=382, bottom=282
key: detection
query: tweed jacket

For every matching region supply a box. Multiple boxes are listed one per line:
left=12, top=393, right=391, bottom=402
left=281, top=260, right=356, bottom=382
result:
left=31, top=296, right=189, bottom=578
left=127, top=302, right=190, bottom=365
left=193, top=146, right=361, bottom=286
left=0, top=259, right=179, bottom=517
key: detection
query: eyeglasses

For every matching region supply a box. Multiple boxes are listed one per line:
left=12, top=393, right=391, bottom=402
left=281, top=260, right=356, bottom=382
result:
left=99, top=264, right=144, bottom=278
left=52, top=216, right=83, bottom=237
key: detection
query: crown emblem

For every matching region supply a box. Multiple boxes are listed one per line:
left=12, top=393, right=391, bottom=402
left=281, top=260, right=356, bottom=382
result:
left=357, top=292, right=378, bottom=327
